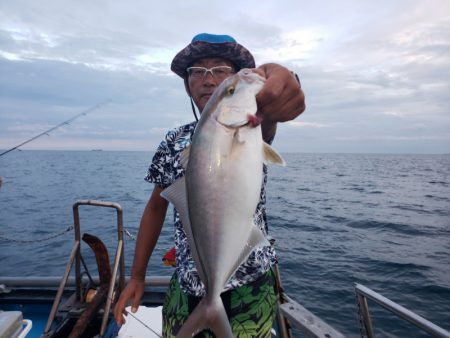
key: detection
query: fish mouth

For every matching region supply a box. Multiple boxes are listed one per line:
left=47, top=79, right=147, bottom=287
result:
left=218, top=114, right=262, bottom=129
left=247, top=114, right=262, bottom=127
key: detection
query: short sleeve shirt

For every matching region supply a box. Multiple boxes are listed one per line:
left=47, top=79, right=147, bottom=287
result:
left=145, top=121, right=277, bottom=297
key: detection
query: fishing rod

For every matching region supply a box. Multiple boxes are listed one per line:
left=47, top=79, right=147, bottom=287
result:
left=124, top=309, right=162, bottom=338
left=0, top=99, right=112, bottom=157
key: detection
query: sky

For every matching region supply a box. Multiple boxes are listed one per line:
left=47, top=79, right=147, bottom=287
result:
left=0, top=0, right=449, bottom=154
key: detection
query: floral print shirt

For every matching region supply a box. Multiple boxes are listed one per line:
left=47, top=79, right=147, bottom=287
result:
left=145, top=121, right=277, bottom=296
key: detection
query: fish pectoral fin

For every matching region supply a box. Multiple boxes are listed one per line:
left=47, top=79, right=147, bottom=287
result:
left=247, top=223, right=269, bottom=250
left=160, top=176, right=186, bottom=208
left=179, top=144, right=191, bottom=169
left=160, top=177, right=207, bottom=285
left=230, top=224, right=269, bottom=280
left=263, top=142, right=286, bottom=166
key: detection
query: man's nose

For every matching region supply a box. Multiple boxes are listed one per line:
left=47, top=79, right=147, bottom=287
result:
left=203, top=71, right=217, bottom=85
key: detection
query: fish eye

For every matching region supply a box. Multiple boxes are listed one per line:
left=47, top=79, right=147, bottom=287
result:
left=226, top=86, right=235, bottom=96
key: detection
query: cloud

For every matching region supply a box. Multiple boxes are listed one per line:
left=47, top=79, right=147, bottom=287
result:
left=286, top=121, right=329, bottom=128
left=0, top=0, right=449, bottom=153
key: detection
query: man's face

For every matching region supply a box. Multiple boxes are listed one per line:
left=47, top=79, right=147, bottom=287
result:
left=186, top=57, right=236, bottom=112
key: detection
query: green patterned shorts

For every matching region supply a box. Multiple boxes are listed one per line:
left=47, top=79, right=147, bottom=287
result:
left=162, top=269, right=278, bottom=338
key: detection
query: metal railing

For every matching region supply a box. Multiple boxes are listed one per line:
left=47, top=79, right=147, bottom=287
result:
left=43, top=200, right=126, bottom=337
left=355, top=283, right=450, bottom=338
left=278, top=292, right=347, bottom=338
left=0, top=276, right=170, bottom=288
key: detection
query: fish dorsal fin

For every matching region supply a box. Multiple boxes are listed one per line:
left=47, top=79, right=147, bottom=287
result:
left=179, top=144, right=191, bottom=169
left=263, top=142, right=286, bottom=166
left=160, top=177, right=207, bottom=285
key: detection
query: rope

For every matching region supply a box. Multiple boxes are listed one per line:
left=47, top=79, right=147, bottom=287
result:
left=0, top=225, right=137, bottom=244
left=80, top=254, right=96, bottom=286
left=123, top=228, right=136, bottom=240
left=0, top=225, right=74, bottom=243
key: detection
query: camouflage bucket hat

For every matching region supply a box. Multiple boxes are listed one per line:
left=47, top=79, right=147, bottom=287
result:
left=171, top=33, right=255, bottom=78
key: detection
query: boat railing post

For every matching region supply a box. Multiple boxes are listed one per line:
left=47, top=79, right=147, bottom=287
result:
left=44, top=241, right=80, bottom=334
left=101, top=238, right=124, bottom=336
left=116, top=204, right=125, bottom=293
left=71, top=200, right=125, bottom=337
left=356, top=292, right=375, bottom=338
left=72, top=202, right=82, bottom=302
left=270, top=238, right=292, bottom=338
left=43, top=200, right=132, bottom=337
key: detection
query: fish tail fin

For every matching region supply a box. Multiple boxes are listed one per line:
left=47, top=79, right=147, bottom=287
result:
left=176, top=296, right=233, bottom=338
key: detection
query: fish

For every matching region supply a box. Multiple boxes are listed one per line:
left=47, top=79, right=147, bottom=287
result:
left=161, top=69, right=285, bottom=338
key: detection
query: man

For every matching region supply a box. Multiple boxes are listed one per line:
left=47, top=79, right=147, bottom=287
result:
left=114, top=33, right=305, bottom=337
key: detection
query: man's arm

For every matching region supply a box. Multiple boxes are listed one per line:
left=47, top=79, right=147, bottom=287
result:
left=114, top=185, right=168, bottom=324
left=255, top=63, right=306, bottom=143
left=130, top=185, right=168, bottom=279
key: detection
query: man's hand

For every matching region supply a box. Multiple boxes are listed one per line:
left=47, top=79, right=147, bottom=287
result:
left=113, top=277, right=145, bottom=325
left=254, top=63, right=306, bottom=142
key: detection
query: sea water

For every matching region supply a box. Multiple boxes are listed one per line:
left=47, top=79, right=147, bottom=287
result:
left=1, top=150, right=449, bottom=337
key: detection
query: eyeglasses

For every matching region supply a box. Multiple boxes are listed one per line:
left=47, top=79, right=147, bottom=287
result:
left=186, top=66, right=235, bottom=80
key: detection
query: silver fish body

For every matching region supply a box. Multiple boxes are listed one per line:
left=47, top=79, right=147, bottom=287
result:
left=161, top=69, right=284, bottom=338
